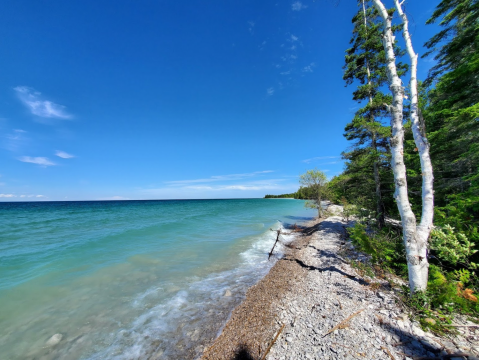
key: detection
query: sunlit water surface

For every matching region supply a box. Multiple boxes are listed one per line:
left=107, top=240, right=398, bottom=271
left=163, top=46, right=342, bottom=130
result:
left=0, top=199, right=315, bottom=360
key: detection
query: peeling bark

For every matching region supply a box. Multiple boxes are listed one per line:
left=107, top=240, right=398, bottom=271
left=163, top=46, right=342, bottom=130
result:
left=393, top=0, right=434, bottom=290
left=372, top=0, right=430, bottom=292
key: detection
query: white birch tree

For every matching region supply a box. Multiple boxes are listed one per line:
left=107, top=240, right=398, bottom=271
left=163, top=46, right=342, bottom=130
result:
left=371, top=0, right=434, bottom=292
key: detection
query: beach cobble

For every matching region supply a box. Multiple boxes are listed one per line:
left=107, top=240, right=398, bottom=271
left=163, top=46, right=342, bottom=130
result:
left=202, top=213, right=479, bottom=360
left=266, top=216, right=478, bottom=360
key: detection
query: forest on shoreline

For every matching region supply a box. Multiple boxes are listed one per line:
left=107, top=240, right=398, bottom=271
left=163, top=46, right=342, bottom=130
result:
left=265, top=0, right=479, bottom=330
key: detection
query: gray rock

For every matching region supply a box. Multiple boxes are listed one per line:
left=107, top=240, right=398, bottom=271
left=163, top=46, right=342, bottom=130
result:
left=45, top=333, right=63, bottom=347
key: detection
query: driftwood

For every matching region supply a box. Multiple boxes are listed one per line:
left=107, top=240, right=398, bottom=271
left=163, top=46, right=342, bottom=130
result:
left=267, top=229, right=291, bottom=259
left=323, top=309, right=364, bottom=337
left=260, top=323, right=285, bottom=360
left=268, top=229, right=281, bottom=259
left=380, top=346, right=396, bottom=360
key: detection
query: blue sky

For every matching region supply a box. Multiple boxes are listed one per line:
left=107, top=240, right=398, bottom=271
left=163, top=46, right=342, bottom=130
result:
left=0, top=0, right=439, bottom=201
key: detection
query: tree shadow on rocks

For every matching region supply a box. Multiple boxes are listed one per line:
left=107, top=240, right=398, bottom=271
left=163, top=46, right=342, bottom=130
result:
left=286, top=258, right=369, bottom=286
left=231, top=344, right=256, bottom=360
left=377, top=317, right=474, bottom=359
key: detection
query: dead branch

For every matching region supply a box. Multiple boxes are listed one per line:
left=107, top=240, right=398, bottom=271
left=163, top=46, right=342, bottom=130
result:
left=323, top=309, right=365, bottom=337
left=260, top=323, right=285, bottom=360
left=380, top=346, right=396, bottom=360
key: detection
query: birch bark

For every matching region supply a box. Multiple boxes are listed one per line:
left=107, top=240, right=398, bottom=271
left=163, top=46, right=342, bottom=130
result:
left=362, top=0, right=386, bottom=229
left=371, top=0, right=429, bottom=291
left=393, top=0, right=434, bottom=289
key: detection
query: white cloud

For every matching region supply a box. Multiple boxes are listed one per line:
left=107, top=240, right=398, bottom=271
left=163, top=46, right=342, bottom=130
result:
left=0, top=194, right=46, bottom=199
left=280, top=70, right=291, bottom=75
left=267, top=87, right=275, bottom=96
left=165, top=170, right=274, bottom=186
left=97, top=196, right=130, bottom=200
left=248, top=21, right=255, bottom=34
left=14, top=86, right=72, bottom=120
left=18, top=156, right=56, bottom=166
left=55, top=150, right=75, bottom=159
left=290, top=34, right=299, bottom=42
left=302, top=156, right=340, bottom=164
left=3, top=129, right=28, bottom=152
left=302, top=62, right=316, bottom=73
left=292, top=1, right=308, bottom=11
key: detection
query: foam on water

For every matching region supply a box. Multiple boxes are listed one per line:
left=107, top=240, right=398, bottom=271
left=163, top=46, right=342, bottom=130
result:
left=0, top=199, right=315, bottom=360
left=89, top=222, right=288, bottom=360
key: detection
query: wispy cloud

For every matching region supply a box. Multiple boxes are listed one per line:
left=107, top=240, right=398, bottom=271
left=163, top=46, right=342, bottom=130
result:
left=248, top=21, right=255, bottom=34
left=165, top=170, right=274, bottom=186
left=14, top=86, right=72, bottom=120
left=0, top=194, right=46, bottom=199
left=292, top=1, right=308, bottom=11
left=184, top=184, right=281, bottom=191
left=3, top=129, right=28, bottom=152
left=266, top=87, right=275, bottom=96
left=18, top=156, right=56, bottom=166
left=302, top=156, right=340, bottom=164
left=97, top=196, right=130, bottom=200
left=55, top=150, right=75, bottom=159
left=302, top=62, right=316, bottom=73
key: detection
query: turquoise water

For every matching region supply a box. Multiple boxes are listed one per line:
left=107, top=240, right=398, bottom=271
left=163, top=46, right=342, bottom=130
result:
left=0, top=199, right=315, bottom=360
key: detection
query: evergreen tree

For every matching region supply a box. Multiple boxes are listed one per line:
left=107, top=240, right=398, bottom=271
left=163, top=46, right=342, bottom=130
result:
left=342, top=0, right=407, bottom=228
left=423, top=0, right=479, bottom=232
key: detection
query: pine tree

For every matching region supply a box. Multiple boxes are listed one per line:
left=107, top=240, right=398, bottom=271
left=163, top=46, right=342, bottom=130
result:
left=342, top=0, right=407, bottom=228
left=422, top=0, right=479, bottom=231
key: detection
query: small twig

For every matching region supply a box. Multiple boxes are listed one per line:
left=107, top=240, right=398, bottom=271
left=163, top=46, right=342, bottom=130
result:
left=323, top=309, right=364, bottom=337
left=260, top=323, right=285, bottom=360
left=380, top=346, right=396, bottom=360
left=335, top=295, right=343, bottom=310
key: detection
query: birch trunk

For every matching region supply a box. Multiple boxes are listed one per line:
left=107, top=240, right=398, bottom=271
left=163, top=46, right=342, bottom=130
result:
left=362, top=0, right=386, bottom=229
left=371, top=0, right=428, bottom=292
left=393, top=0, right=434, bottom=290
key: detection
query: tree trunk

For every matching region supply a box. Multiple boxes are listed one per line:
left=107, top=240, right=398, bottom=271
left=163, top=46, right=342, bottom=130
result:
left=394, top=0, right=434, bottom=288
left=317, top=196, right=322, bottom=218
left=362, top=0, right=385, bottom=229
left=372, top=0, right=428, bottom=292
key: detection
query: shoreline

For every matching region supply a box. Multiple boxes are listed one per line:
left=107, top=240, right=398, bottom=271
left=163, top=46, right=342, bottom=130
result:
left=200, top=217, right=320, bottom=360
left=199, top=214, right=479, bottom=360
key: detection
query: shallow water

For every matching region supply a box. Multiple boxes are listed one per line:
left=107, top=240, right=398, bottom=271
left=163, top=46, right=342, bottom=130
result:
left=0, top=199, right=315, bottom=359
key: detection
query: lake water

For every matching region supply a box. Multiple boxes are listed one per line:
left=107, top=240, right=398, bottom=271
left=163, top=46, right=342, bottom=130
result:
left=0, top=199, right=315, bottom=359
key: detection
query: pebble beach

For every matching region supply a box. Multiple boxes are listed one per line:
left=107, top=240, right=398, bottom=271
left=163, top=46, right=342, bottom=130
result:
left=200, top=211, right=479, bottom=360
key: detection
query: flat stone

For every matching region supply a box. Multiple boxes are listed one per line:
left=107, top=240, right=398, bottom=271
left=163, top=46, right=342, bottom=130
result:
left=412, top=325, right=425, bottom=337
left=45, top=333, right=62, bottom=347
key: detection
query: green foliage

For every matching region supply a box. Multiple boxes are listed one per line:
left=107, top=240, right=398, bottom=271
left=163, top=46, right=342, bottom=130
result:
left=347, top=222, right=405, bottom=272
left=424, top=0, right=479, bottom=109
left=430, top=225, right=478, bottom=269
left=264, top=193, right=297, bottom=199
left=340, top=197, right=356, bottom=223
left=340, top=1, right=408, bottom=227
left=399, top=265, right=479, bottom=333
left=299, top=169, right=329, bottom=217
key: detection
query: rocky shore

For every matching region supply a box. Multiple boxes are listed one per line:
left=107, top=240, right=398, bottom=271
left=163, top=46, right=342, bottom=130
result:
left=200, top=214, right=479, bottom=360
